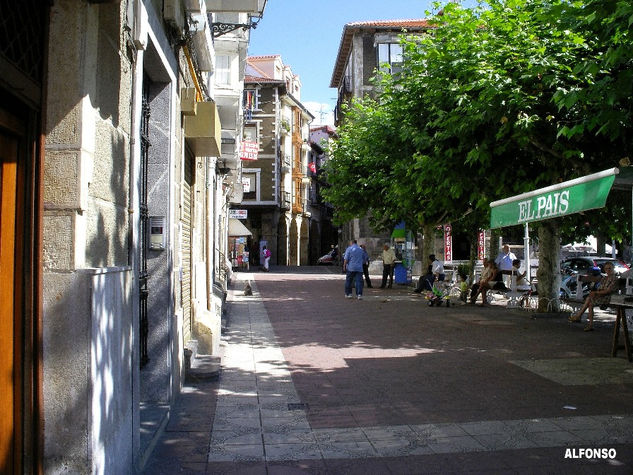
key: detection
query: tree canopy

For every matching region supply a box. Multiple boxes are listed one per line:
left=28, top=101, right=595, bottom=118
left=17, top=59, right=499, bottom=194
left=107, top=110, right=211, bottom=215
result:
left=323, top=0, right=633, bottom=243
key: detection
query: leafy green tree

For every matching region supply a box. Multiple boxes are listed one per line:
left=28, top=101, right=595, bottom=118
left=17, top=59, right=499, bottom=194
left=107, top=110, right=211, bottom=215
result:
left=324, top=0, right=633, bottom=305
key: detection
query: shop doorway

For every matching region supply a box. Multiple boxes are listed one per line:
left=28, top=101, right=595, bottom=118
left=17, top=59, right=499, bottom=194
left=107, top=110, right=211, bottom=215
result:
left=0, top=124, right=20, bottom=474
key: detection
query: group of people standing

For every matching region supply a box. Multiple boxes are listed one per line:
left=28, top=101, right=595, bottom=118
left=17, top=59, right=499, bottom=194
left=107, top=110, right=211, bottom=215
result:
left=342, top=241, right=399, bottom=299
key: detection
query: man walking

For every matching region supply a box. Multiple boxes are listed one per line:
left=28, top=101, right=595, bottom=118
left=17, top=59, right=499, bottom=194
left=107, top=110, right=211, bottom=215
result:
left=343, top=240, right=365, bottom=299
left=380, top=243, right=397, bottom=289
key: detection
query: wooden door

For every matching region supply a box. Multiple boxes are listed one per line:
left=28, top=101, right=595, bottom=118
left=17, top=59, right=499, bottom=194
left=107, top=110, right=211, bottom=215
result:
left=0, top=131, right=18, bottom=474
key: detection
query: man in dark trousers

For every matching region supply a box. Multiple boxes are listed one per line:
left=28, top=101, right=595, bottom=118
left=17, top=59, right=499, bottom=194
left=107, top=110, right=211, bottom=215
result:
left=360, top=244, right=372, bottom=288
left=380, top=244, right=396, bottom=289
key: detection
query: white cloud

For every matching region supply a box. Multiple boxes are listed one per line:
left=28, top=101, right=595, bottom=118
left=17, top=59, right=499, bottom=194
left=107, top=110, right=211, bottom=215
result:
left=304, top=101, right=335, bottom=127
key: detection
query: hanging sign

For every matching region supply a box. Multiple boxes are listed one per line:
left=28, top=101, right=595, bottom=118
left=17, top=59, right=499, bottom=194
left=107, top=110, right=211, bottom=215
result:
left=444, top=224, right=452, bottom=262
left=478, top=230, right=485, bottom=260
left=240, top=140, right=259, bottom=161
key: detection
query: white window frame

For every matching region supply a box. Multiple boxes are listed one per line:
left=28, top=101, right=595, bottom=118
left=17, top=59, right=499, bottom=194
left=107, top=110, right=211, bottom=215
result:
left=216, top=55, right=231, bottom=86
left=242, top=169, right=261, bottom=201
left=377, top=43, right=403, bottom=74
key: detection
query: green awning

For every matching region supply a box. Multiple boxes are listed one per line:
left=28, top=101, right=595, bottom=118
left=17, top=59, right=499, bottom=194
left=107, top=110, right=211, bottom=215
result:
left=490, top=168, right=619, bottom=229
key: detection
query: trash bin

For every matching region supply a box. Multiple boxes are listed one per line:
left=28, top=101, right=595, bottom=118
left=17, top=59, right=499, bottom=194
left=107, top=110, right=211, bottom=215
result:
left=394, top=261, right=411, bottom=284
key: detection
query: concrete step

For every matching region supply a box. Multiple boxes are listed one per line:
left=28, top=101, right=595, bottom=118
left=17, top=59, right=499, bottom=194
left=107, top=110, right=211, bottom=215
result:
left=186, top=355, right=221, bottom=382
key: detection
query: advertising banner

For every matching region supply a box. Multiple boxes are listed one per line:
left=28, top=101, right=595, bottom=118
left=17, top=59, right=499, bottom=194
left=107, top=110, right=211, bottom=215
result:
left=478, top=230, right=485, bottom=260
left=444, top=224, right=452, bottom=262
left=240, top=140, right=259, bottom=161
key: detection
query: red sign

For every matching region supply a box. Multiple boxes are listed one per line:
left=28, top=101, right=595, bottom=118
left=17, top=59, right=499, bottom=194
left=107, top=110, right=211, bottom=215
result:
left=308, top=162, right=316, bottom=173
left=478, top=230, right=485, bottom=260
left=240, top=140, right=259, bottom=161
left=444, top=224, right=452, bottom=262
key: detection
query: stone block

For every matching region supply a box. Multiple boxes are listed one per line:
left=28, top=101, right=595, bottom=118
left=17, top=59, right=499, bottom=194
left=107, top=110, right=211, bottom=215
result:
left=43, top=214, right=75, bottom=270
left=43, top=151, right=80, bottom=208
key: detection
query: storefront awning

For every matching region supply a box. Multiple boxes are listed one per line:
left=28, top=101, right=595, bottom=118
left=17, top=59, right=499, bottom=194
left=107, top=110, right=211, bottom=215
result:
left=228, top=218, right=252, bottom=237
left=490, top=168, right=619, bottom=229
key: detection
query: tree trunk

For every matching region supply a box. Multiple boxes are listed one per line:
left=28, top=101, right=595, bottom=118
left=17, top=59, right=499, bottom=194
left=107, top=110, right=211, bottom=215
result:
left=469, top=236, right=478, bottom=285
left=596, top=233, right=606, bottom=256
left=488, top=228, right=502, bottom=263
left=536, top=221, right=561, bottom=312
left=422, top=223, right=435, bottom=262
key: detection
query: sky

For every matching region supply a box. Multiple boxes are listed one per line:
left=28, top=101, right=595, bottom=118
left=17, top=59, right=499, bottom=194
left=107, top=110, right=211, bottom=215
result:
left=248, top=0, right=480, bottom=126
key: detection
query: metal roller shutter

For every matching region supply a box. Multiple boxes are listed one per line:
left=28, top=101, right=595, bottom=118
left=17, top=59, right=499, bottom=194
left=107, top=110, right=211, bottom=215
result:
left=182, top=152, right=194, bottom=343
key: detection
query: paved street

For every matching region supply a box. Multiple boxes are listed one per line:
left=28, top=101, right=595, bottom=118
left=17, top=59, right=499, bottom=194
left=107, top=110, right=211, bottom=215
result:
left=143, top=267, right=633, bottom=474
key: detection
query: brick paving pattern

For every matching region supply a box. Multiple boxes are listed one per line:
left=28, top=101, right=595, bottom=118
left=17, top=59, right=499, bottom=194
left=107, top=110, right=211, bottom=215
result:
left=143, top=267, right=633, bottom=474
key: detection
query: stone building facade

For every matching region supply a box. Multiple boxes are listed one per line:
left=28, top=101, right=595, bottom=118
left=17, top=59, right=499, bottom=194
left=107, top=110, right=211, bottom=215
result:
left=330, top=20, right=432, bottom=261
left=0, top=0, right=264, bottom=472
left=308, top=125, right=339, bottom=263
left=238, top=55, right=314, bottom=268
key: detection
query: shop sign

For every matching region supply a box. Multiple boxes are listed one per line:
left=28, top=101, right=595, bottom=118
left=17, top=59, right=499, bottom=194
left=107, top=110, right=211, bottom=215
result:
left=490, top=169, right=617, bottom=229
left=229, top=209, right=248, bottom=219
left=242, top=177, right=251, bottom=193
left=478, top=230, right=485, bottom=260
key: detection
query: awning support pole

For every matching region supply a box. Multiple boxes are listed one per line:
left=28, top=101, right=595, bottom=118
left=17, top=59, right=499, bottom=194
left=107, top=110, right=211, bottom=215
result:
left=524, top=223, right=531, bottom=281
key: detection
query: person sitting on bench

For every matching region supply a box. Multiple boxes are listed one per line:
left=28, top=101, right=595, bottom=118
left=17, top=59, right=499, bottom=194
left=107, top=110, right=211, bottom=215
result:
left=413, top=255, right=445, bottom=293
left=470, top=260, right=507, bottom=305
left=568, top=262, right=618, bottom=331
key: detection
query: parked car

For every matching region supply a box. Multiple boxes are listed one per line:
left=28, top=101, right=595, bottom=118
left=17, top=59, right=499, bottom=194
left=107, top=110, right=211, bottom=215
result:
left=559, top=272, right=591, bottom=300
left=317, top=249, right=338, bottom=265
left=560, top=256, right=630, bottom=276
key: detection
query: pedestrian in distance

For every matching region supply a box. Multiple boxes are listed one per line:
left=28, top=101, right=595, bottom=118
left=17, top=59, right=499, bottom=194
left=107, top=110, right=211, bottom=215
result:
left=360, top=244, right=372, bottom=288
left=380, top=243, right=396, bottom=289
left=343, top=240, right=365, bottom=299
left=262, top=245, right=271, bottom=272
left=470, top=260, right=506, bottom=305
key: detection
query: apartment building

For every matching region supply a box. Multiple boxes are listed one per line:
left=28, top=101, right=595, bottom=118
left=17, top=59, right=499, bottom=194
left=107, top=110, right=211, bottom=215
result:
left=330, top=19, right=432, bottom=262
left=238, top=55, right=314, bottom=267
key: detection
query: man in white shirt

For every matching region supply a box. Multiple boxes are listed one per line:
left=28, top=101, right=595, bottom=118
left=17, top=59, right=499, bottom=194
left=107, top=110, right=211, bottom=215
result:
left=495, top=244, right=516, bottom=272
left=495, top=244, right=516, bottom=287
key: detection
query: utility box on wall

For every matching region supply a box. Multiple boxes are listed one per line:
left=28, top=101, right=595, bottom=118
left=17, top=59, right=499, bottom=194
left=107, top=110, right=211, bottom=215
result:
left=150, top=216, right=166, bottom=250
